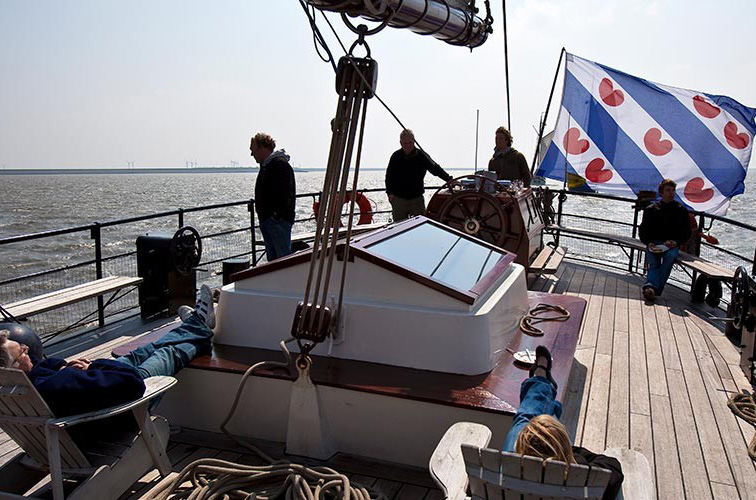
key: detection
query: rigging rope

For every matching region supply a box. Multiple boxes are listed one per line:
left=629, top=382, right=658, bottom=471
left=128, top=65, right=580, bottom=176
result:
left=519, top=303, right=570, bottom=337
left=727, top=390, right=756, bottom=461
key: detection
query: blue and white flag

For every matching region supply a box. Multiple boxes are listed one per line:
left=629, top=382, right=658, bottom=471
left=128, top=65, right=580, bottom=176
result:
left=536, top=53, right=756, bottom=215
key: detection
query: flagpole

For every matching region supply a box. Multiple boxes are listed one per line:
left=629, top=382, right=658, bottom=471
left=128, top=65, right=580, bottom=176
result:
left=530, top=47, right=566, bottom=174
left=474, top=109, right=480, bottom=172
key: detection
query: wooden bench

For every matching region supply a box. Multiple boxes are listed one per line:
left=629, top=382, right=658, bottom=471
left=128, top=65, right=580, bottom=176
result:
left=2, top=276, right=143, bottom=320
left=546, top=224, right=735, bottom=291
left=529, top=245, right=566, bottom=275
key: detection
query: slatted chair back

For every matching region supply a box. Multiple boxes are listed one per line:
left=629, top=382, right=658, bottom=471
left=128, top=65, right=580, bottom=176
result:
left=0, top=367, right=90, bottom=470
left=461, top=444, right=612, bottom=500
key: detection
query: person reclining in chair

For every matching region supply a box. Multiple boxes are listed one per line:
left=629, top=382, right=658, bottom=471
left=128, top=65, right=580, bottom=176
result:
left=0, top=285, right=216, bottom=444
left=504, top=345, right=624, bottom=499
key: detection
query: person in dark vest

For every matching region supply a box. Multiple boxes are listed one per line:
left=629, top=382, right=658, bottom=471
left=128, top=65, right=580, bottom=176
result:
left=385, top=129, right=453, bottom=221
left=250, top=132, right=296, bottom=261
left=638, top=179, right=691, bottom=301
left=488, top=126, right=531, bottom=187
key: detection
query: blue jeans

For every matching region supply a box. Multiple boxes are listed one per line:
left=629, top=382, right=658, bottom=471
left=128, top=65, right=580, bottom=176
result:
left=114, top=314, right=213, bottom=379
left=503, top=376, right=562, bottom=452
left=260, top=216, right=293, bottom=261
left=644, top=242, right=679, bottom=295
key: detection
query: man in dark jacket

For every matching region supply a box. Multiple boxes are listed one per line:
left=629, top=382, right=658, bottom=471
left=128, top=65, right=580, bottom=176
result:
left=251, top=132, right=296, bottom=261
left=639, top=179, right=691, bottom=301
left=488, top=126, right=531, bottom=187
left=385, top=129, right=453, bottom=221
left=0, top=285, right=215, bottom=444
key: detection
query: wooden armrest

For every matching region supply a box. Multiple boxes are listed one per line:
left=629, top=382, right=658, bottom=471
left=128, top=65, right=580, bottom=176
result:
left=48, top=376, right=177, bottom=428
left=429, top=422, right=492, bottom=500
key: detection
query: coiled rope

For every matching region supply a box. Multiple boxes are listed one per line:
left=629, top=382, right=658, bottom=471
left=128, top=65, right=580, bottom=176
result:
left=519, top=303, right=570, bottom=337
left=143, top=340, right=387, bottom=500
left=727, top=390, right=756, bottom=461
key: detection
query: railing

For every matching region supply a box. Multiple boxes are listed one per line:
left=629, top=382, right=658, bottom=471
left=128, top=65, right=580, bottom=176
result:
left=543, top=188, right=756, bottom=303
left=0, top=187, right=395, bottom=344
left=3, top=184, right=754, bottom=344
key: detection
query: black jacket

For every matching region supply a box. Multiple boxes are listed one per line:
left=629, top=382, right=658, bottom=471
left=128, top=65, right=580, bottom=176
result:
left=488, top=147, right=531, bottom=186
left=639, top=200, right=691, bottom=247
left=385, top=148, right=452, bottom=199
left=255, top=150, right=296, bottom=223
left=572, top=447, right=624, bottom=500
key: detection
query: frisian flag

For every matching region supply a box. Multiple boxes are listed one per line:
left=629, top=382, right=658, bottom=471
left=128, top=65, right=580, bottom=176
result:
left=535, top=53, right=756, bottom=215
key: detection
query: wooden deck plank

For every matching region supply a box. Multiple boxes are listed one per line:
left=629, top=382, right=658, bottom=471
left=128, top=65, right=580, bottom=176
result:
left=605, top=329, right=629, bottom=449
left=653, top=303, right=682, bottom=371
left=551, top=263, right=576, bottom=295
left=118, top=443, right=197, bottom=500
left=627, top=284, right=651, bottom=416
left=394, top=483, right=429, bottom=500
left=596, top=276, right=617, bottom=356
left=698, top=353, right=756, bottom=500
left=561, top=348, right=591, bottom=442
left=666, top=368, right=714, bottom=499
left=579, top=352, right=611, bottom=452
left=629, top=412, right=655, bottom=483
left=650, top=394, right=685, bottom=500
left=672, top=307, right=736, bottom=486
left=711, top=482, right=740, bottom=499
left=578, top=272, right=605, bottom=347
left=642, top=300, right=668, bottom=397
left=374, top=478, right=403, bottom=500
left=613, top=277, right=630, bottom=333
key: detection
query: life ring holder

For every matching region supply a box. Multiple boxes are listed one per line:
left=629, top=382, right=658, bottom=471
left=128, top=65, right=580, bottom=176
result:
left=312, top=191, right=373, bottom=225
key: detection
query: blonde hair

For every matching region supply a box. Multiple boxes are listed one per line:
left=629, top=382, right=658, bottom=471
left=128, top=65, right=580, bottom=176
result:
left=250, top=132, right=276, bottom=151
left=0, top=331, right=13, bottom=369
left=515, top=415, right=575, bottom=464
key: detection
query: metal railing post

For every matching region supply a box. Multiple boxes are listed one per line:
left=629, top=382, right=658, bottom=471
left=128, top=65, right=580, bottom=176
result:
left=629, top=203, right=640, bottom=273
left=248, top=199, right=257, bottom=266
left=90, top=223, right=105, bottom=327
left=178, top=208, right=184, bottom=228
left=555, top=189, right=565, bottom=247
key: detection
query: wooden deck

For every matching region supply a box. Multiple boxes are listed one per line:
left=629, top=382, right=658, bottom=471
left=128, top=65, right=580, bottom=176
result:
left=2, top=260, right=755, bottom=499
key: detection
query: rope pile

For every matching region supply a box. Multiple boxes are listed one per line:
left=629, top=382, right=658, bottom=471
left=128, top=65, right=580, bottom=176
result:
left=144, top=458, right=384, bottom=500
left=519, top=303, right=570, bottom=336
left=727, top=390, right=756, bottom=461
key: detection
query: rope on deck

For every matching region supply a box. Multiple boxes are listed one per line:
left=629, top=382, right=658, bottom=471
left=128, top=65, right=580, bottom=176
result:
left=143, top=338, right=387, bottom=500
left=727, top=389, right=756, bottom=461
left=144, top=457, right=382, bottom=500
left=519, top=303, right=570, bottom=336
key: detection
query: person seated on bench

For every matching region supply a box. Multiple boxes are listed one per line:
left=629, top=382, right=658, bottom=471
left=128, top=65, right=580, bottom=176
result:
left=0, top=285, right=216, bottom=444
left=503, top=346, right=624, bottom=499
left=639, top=178, right=691, bottom=302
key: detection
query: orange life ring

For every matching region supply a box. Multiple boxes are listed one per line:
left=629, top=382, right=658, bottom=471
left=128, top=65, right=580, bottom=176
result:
left=313, top=191, right=373, bottom=225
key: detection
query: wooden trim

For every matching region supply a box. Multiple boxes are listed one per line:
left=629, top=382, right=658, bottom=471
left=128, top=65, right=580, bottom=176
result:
left=470, top=253, right=516, bottom=297
left=113, top=292, right=586, bottom=416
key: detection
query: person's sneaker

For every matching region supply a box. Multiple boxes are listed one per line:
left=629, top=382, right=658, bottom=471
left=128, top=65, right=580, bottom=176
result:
left=177, top=305, right=194, bottom=322
left=642, top=287, right=656, bottom=302
left=195, top=284, right=215, bottom=329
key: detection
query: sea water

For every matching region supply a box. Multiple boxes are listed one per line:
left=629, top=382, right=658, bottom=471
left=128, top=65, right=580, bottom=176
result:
left=1, top=169, right=754, bottom=281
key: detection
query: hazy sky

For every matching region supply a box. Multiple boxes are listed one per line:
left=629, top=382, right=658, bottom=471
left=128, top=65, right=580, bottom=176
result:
left=1, top=0, right=754, bottom=170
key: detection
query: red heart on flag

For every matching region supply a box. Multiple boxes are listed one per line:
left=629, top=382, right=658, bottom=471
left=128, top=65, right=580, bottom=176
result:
left=643, top=128, right=673, bottom=156
left=599, top=78, right=624, bottom=107
left=585, top=158, right=613, bottom=183
left=693, top=95, right=720, bottom=118
left=684, top=177, right=714, bottom=204
left=563, top=128, right=590, bottom=155
left=724, top=121, right=750, bottom=149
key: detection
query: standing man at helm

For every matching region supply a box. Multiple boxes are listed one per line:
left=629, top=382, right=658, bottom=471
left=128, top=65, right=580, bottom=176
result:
left=385, top=129, right=453, bottom=221
left=488, top=126, right=531, bottom=187
left=250, top=132, right=296, bottom=261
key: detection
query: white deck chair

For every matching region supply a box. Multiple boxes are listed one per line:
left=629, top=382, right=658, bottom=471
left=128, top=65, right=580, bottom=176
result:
left=0, top=367, right=176, bottom=500
left=430, top=422, right=652, bottom=500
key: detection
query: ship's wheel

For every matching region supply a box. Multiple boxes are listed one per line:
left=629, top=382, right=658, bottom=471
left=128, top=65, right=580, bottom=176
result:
left=431, top=175, right=523, bottom=251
